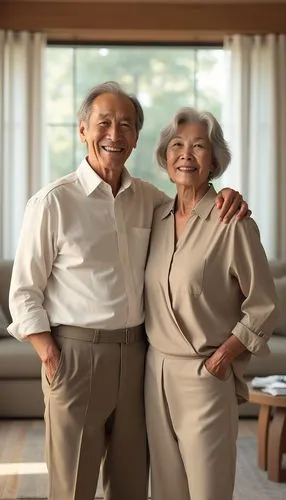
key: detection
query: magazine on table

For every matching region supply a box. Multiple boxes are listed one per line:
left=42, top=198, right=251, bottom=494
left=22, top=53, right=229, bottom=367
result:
left=251, top=375, right=286, bottom=396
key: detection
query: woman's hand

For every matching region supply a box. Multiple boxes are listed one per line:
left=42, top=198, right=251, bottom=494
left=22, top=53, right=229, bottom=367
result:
left=205, top=335, right=247, bottom=380
left=216, top=188, right=251, bottom=223
left=205, top=350, right=230, bottom=380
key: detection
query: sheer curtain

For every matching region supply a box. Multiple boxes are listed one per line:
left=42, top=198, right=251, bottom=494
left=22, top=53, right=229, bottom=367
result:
left=0, top=31, right=47, bottom=259
left=222, top=34, right=286, bottom=260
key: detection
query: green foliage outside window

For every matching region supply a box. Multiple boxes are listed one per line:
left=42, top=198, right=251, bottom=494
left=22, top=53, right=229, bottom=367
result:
left=46, top=45, right=224, bottom=196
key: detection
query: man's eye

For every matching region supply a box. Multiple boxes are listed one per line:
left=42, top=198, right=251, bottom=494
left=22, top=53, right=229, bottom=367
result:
left=99, top=121, right=109, bottom=126
left=121, top=122, right=131, bottom=128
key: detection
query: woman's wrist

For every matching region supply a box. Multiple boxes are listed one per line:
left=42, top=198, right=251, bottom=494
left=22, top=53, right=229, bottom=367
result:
left=215, top=345, right=235, bottom=365
left=206, top=335, right=246, bottom=379
left=217, top=335, right=246, bottom=362
left=205, top=349, right=230, bottom=379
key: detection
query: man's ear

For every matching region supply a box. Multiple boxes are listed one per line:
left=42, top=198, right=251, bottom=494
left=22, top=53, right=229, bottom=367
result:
left=79, top=120, right=87, bottom=143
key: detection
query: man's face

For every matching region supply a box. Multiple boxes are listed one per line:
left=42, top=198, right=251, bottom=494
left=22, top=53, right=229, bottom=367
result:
left=79, top=92, right=138, bottom=175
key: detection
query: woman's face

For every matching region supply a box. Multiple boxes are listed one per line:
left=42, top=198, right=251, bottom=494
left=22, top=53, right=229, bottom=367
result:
left=166, top=121, right=214, bottom=190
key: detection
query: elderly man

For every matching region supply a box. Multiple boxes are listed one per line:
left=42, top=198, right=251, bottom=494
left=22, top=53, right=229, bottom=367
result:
left=8, top=81, right=248, bottom=500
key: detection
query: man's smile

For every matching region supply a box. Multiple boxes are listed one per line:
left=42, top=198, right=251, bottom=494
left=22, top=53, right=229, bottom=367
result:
left=102, top=145, right=124, bottom=153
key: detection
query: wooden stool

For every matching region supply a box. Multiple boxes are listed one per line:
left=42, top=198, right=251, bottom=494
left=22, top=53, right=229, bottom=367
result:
left=248, top=387, right=286, bottom=482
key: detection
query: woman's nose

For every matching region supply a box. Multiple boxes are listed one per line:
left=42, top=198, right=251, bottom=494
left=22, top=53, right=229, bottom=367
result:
left=180, top=148, right=194, bottom=159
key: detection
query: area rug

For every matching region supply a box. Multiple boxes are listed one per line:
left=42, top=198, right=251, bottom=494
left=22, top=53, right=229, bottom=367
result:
left=0, top=420, right=286, bottom=499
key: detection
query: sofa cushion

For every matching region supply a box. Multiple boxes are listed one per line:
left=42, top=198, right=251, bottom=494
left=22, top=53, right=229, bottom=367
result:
left=0, top=305, right=9, bottom=338
left=0, top=337, right=41, bottom=378
left=269, top=259, right=286, bottom=278
left=244, top=334, right=286, bottom=377
left=0, top=260, right=13, bottom=322
left=273, top=276, right=286, bottom=336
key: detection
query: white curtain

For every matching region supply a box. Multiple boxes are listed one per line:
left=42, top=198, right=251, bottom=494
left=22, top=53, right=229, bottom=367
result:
left=222, top=34, right=286, bottom=260
left=0, top=31, right=47, bottom=259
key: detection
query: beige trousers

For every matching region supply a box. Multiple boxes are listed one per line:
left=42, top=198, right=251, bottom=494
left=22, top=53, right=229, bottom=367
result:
left=145, top=347, right=238, bottom=500
left=41, top=325, right=148, bottom=500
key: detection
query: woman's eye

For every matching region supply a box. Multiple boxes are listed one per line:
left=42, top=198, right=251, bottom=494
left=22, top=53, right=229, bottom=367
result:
left=99, top=121, right=109, bottom=126
left=194, top=143, right=203, bottom=149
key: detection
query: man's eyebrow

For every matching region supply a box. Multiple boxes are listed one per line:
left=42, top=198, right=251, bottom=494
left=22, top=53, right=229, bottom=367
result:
left=97, top=113, right=134, bottom=123
left=120, top=116, right=134, bottom=123
left=98, top=113, right=111, bottom=119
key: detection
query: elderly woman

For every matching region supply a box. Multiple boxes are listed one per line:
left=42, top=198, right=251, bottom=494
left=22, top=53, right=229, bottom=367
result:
left=144, top=107, right=278, bottom=500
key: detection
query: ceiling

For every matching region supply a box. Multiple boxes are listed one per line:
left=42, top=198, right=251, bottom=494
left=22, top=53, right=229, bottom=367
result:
left=7, top=0, right=286, bottom=3
left=2, top=0, right=286, bottom=42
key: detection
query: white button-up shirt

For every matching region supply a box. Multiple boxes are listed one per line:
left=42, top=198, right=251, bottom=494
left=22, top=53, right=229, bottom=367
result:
left=8, top=158, right=168, bottom=340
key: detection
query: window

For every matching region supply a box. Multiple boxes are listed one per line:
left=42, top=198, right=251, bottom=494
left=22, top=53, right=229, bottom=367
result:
left=46, top=44, right=224, bottom=196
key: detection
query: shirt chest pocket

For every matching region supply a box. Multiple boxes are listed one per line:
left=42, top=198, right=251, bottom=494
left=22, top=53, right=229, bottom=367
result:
left=178, top=259, right=207, bottom=297
left=169, top=255, right=207, bottom=298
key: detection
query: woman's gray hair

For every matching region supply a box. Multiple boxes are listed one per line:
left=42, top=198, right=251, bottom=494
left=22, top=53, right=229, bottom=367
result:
left=77, top=81, right=144, bottom=136
left=156, top=107, right=231, bottom=179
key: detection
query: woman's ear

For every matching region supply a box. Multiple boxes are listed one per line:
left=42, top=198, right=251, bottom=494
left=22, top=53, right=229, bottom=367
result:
left=209, top=158, right=218, bottom=178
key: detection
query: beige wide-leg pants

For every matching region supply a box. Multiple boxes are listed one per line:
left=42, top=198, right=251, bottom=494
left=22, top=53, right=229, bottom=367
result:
left=145, top=347, right=238, bottom=500
left=41, top=325, right=148, bottom=500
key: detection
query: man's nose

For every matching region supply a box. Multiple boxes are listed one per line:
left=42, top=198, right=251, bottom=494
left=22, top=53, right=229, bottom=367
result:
left=107, top=123, right=121, bottom=141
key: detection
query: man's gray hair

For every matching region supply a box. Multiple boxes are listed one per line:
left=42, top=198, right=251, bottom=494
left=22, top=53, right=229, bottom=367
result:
left=155, top=107, right=231, bottom=179
left=77, top=81, right=144, bottom=135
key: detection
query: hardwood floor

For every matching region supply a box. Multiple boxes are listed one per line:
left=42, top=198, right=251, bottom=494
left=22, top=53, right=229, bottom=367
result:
left=0, top=418, right=258, bottom=500
left=238, top=416, right=257, bottom=437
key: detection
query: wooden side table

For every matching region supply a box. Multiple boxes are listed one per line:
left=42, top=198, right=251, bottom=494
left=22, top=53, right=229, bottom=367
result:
left=248, top=387, right=286, bottom=482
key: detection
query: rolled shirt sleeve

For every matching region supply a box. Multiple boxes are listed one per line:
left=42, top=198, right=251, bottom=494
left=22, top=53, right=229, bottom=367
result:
left=8, top=193, right=57, bottom=341
left=230, top=218, right=279, bottom=356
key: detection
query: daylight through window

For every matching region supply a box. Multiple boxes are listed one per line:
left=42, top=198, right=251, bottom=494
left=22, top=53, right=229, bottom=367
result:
left=46, top=45, right=224, bottom=196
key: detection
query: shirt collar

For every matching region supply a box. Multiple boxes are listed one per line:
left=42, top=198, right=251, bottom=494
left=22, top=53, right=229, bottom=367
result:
left=160, top=185, right=217, bottom=220
left=76, top=157, right=134, bottom=196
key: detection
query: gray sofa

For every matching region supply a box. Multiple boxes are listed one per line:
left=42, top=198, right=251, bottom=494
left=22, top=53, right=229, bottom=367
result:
left=0, top=259, right=285, bottom=418
left=0, top=261, right=44, bottom=417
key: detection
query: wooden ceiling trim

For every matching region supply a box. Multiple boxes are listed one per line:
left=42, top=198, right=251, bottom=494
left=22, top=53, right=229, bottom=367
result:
left=45, top=29, right=224, bottom=43
left=6, top=0, right=286, bottom=3
left=1, top=2, right=286, bottom=35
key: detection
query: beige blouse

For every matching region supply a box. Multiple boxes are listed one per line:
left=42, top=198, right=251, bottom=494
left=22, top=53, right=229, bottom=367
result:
left=144, top=186, right=278, bottom=402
